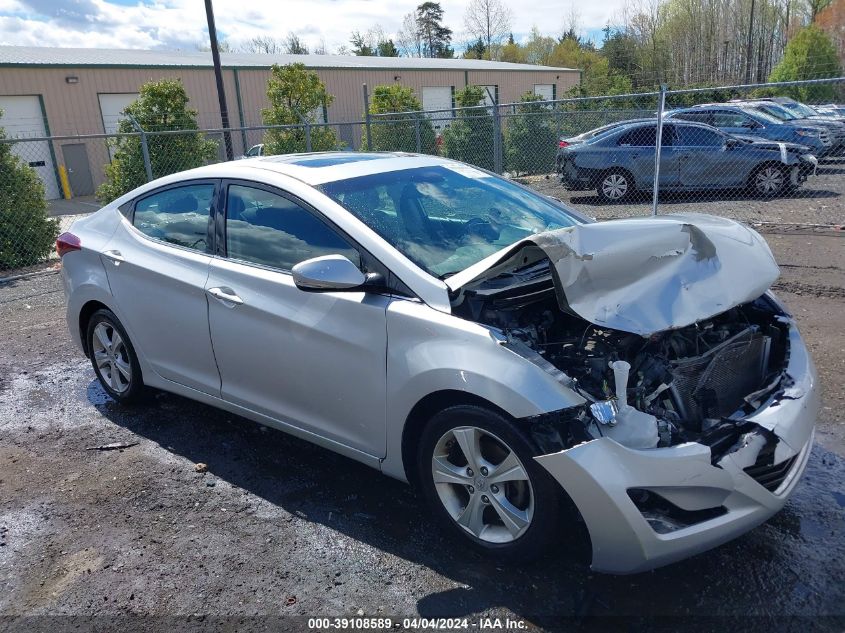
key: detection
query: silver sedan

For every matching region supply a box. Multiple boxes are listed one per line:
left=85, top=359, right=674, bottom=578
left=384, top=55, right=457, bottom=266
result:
left=59, top=153, right=818, bottom=573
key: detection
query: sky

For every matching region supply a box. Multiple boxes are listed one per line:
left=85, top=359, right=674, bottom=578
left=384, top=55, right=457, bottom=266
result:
left=0, top=0, right=625, bottom=53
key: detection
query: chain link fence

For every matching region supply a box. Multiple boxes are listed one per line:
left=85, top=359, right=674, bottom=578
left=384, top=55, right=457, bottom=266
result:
left=1, top=77, right=843, bottom=275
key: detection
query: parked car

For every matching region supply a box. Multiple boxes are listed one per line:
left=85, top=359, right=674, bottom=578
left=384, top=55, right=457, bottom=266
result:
left=58, top=153, right=818, bottom=574
left=559, top=120, right=816, bottom=201
left=755, top=96, right=845, bottom=122
left=736, top=100, right=845, bottom=154
left=555, top=118, right=655, bottom=172
left=236, top=143, right=265, bottom=160
left=666, top=104, right=833, bottom=157
left=811, top=103, right=845, bottom=118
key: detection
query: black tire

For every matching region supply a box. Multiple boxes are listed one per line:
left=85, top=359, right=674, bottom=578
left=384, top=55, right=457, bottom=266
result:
left=86, top=308, right=145, bottom=404
left=596, top=168, right=634, bottom=203
left=749, top=163, right=788, bottom=198
left=417, top=404, right=563, bottom=562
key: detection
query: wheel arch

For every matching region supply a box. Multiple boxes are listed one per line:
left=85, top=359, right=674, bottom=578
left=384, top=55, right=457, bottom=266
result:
left=78, top=299, right=112, bottom=357
left=401, top=390, right=514, bottom=488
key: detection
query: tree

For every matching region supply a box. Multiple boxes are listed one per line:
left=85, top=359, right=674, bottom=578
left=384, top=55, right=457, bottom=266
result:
left=500, top=33, right=527, bottom=63
left=523, top=26, right=556, bottom=65
left=769, top=25, right=841, bottom=100
left=97, top=79, right=218, bottom=203
left=463, top=0, right=512, bottom=59
left=350, top=26, right=400, bottom=57
left=504, top=93, right=557, bottom=175
left=368, top=85, right=437, bottom=153
left=351, top=31, right=376, bottom=56
left=243, top=36, right=283, bottom=54
left=197, top=34, right=232, bottom=52
left=416, top=2, right=454, bottom=58
left=377, top=39, right=399, bottom=57
left=463, top=37, right=488, bottom=59
left=283, top=33, right=309, bottom=55
left=398, top=12, right=424, bottom=57
left=0, top=109, right=59, bottom=270
left=262, top=63, right=338, bottom=154
left=442, top=85, right=495, bottom=170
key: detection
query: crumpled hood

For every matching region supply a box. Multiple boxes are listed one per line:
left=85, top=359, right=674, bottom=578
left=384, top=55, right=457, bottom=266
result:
left=447, top=213, right=780, bottom=336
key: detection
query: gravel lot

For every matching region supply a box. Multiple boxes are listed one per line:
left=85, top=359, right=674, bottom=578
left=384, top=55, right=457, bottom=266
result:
left=1, top=171, right=844, bottom=630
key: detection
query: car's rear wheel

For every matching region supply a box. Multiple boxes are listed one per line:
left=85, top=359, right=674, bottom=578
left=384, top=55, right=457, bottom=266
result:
left=597, top=168, right=633, bottom=202
left=417, top=405, right=562, bottom=561
left=751, top=164, right=788, bottom=197
left=86, top=309, right=145, bottom=404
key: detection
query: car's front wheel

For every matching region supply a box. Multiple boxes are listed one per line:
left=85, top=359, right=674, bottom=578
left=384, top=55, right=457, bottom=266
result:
left=597, top=168, right=633, bottom=203
left=86, top=308, right=145, bottom=403
left=417, top=405, right=562, bottom=561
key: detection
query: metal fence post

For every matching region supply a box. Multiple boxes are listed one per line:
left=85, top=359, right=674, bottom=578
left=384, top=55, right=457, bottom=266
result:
left=127, top=114, right=153, bottom=182
left=484, top=87, right=504, bottom=174
left=651, top=84, right=667, bottom=216
left=296, top=113, right=312, bottom=152
left=362, top=84, right=373, bottom=151
left=414, top=116, right=422, bottom=153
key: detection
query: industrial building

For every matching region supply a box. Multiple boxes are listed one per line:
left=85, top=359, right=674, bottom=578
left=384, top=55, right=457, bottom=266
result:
left=0, top=46, right=578, bottom=199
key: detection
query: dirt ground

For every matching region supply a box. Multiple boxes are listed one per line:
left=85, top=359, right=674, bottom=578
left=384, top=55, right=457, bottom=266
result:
left=1, top=178, right=844, bottom=630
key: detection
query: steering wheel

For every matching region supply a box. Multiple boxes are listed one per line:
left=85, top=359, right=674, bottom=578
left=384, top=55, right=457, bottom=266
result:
left=462, top=217, right=500, bottom=241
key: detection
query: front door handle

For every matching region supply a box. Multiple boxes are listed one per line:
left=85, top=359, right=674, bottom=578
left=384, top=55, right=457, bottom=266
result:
left=102, top=250, right=125, bottom=265
left=207, top=287, right=244, bottom=306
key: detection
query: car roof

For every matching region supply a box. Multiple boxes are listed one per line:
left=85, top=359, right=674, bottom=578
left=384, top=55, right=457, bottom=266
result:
left=199, top=152, right=465, bottom=186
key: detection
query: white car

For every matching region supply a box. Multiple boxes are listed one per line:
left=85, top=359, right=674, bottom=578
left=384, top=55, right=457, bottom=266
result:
left=58, top=153, right=818, bottom=573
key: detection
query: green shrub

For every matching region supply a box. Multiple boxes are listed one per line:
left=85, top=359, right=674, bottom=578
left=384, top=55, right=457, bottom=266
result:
left=263, top=63, right=339, bottom=154
left=368, top=84, right=437, bottom=154
left=97, top=79, right=218, bottom=203
left=505, top=93, right=557, bottom=175
left=0, top=114, right=59, bottom=270
left=442, top=86, right=495, bottom=170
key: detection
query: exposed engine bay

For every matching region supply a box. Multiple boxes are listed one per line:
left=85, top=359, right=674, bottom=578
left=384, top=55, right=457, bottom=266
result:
left=453, top=260, right=791, bottom=454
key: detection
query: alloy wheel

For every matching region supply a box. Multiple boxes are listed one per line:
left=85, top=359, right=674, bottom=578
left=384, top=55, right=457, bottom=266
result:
left=755, top=166, right=784, bottom=195
left=92, top=322, right=132, bottom=393
left=601, top=173, right=628, bottom=200
left=431, top=426, right=534, bottom=543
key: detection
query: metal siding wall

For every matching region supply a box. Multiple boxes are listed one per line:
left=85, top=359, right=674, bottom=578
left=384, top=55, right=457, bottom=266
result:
left=0, top=65, right=580, bottom=190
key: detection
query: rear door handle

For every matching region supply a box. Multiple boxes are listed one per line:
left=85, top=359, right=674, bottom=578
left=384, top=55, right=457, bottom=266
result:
left=207, top=287, right=244, bottom=306
left=102, top=250, right=125, bottom=265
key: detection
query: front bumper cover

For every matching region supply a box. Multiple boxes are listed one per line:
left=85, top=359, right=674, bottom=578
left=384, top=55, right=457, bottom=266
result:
left=534, top=319, right=819, bottom=574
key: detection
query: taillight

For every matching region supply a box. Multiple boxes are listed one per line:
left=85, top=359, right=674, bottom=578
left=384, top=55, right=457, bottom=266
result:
left=558, top=140, right=569, bottom=148
left=56, top=232, right=81, bottom=257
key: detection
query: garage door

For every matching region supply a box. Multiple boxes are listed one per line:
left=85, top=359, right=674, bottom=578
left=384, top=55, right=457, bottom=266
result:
left=422, top=86, right=453, bottom=132
left=533, top=84, right=555, bottom=101
left=98, top=93, right=139, bottom=135
left=479, top=85, right=498, bottom=107
left=0, top=96, right=60, bottom=200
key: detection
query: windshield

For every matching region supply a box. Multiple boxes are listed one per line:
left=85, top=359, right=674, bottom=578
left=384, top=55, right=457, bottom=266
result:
left=319, top=164, right=580, bottom=278
left=756, top=103, right=796, bottom=121
left=784, top=102, right=817, bottom=117
left=748, top=106, right=789, bottom=124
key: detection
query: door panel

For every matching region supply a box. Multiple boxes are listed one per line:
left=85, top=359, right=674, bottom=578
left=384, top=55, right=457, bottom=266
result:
left=207, top=181, right=389, bottom=456
left=103, top=227, right=219, bottom=393
left=61, top=143, right=94, bottom=196
left=206, top=258, right=390, bottom=456
left=101, top=181, right=220, bottom=394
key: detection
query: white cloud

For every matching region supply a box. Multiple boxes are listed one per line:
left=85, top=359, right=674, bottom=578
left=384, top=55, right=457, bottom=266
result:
left=0, top=0, right=629, bottom=53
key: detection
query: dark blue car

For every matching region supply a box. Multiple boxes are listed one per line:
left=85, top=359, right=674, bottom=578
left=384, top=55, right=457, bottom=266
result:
left=559, top=120, right=817, bottom=202
left=666, top=104, right=832, bottom=156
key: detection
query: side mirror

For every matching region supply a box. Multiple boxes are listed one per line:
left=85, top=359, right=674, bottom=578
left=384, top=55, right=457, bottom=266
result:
left=292, top=254, right=366, bottom=291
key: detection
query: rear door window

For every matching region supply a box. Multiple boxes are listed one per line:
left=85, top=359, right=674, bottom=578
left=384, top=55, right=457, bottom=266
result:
left=133, top=183, right=215, bottom=251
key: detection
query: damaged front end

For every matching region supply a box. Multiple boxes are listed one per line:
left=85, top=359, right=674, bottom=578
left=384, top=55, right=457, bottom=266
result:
left=450, top=214, right=819, bottom=573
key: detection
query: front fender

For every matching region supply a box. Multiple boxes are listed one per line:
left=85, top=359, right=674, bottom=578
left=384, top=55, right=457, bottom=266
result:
left=381, top=299, right=585, bottom=480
